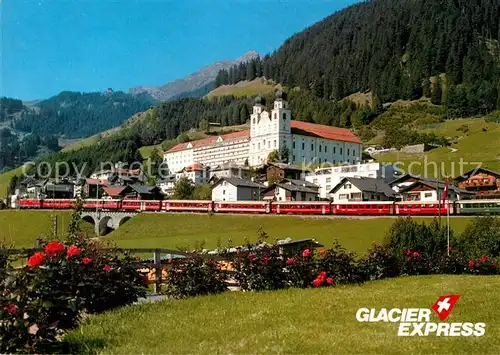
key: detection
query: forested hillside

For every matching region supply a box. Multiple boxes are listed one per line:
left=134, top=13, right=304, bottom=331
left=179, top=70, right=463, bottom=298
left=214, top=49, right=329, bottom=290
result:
left=14, top=90, right=154, bottom=138
left=216, top=0, right=500, bottom=116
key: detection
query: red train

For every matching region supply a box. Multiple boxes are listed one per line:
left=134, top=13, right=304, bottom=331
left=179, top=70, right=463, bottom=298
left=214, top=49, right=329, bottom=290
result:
left=15, top=197, right=471, bottom=216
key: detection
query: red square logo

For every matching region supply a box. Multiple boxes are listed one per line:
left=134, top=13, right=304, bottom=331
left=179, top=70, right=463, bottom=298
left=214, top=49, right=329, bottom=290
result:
left=431, top=295, right=461, bottom=321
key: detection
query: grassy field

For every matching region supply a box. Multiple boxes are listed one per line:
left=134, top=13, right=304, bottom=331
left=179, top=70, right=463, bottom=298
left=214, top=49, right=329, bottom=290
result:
left=206, top=78, right=277, bottom=98
left=107, top=214, right=474, bottom=254
left=0, top=210, right=96, bottom=248
left=0, top=166, right=25, bottom=199
left=377, top=117, right=500, bottom=176
left=65, top=275, right=500, bottom=354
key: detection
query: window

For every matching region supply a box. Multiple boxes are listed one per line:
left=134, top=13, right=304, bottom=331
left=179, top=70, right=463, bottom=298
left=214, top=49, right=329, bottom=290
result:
left=347, top=149, right=350, bottom=156
left=325, top=146, right=327, bottom=153
left=345, top=183, right=352, bottom=189
left=311, top=144, right=314, bottom=151
left=283, top=113, right=286, bottom=120
left=223, top=190, right=225, bottom=195
left=353, top=150, right=356, bottom=156
left=333, top=147, right=336, bottom=154
left=319, top=145, right=322, bottom=153
left=326, top=185, right=331, bottom=191
left=339, top=194, right=349, bottom=200
left=293, top=155, right=295, bottom=161
left=302, top=142, right=305, bottom=150
left=258, top=143, right=260, bottom=150
left=274, top=140, right=277, bottom=148
left=268, top=141, right=271, bottom=148
left=340, top=148, right=343, bottom=155
left=293, top=141, right=295, bottom=149
left=424, top=192, right=433, bottom=198
left=274, top=113, right=277, bottom=120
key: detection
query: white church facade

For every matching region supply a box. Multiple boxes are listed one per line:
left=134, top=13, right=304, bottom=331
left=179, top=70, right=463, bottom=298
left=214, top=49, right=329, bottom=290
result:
left=164, top=91, right=362, bottom=174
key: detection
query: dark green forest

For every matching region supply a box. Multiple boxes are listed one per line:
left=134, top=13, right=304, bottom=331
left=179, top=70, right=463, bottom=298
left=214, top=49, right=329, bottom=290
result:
left=0, top=97, right=24, bottom=122
left=14, top=91, right=154, bottom=138
left=216, top=0, right=500, bottom=116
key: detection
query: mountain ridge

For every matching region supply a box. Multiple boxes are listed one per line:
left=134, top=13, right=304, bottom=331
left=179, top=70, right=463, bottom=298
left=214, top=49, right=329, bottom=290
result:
left=129, top=50, right=259, bottom=101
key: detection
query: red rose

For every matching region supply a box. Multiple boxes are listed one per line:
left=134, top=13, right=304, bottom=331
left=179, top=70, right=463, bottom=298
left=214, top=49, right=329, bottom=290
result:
left=319, top=271, right=327, bottom=279
left=319, top=250, right=326, bottom=256
left=428, top=263, right=433, bottom=269
left=44, top=241, right=65, bottom=256
left=103, top=265, right=111, bottom=272
left=448, top=247, right=452, bottom=251
left=262, top=256, right=270, bottom=264
left=326, top=277, right=334, bottom=285
left=312, top=278, right=322, bottom=287
left=248, top=253, right=256, bottom=261
left=480, top=256, right=489, bottom=263
left=4, top=303, right=17, bottom=315
left=406, top=257, right=411, bottom=261
left=28, top=252, right=45, bottom=267
left=492, top=263, right=498, bottom=269
left=66, top=245, right=82, bottom=258
left=413, top=251, right=420, bottom=257
left=286, top=258, right=294, bottom=265
left=81, top=257, right=93, bottom=265
left=405, top=248, right=411, bottom=256
left=468, top=259, right=475, bottom=268
left=302, top=249, right=311, bottom=257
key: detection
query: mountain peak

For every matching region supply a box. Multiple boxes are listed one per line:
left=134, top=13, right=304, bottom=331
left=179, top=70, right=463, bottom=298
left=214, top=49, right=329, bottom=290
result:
left=129, top=50, right=260, bottom=102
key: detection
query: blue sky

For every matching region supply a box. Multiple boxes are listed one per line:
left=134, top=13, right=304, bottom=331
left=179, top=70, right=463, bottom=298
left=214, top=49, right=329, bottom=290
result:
left=1, top=0, right=358, bottom=100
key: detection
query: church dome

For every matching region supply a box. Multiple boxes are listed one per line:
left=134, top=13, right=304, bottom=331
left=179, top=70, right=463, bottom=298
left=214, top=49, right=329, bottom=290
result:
left=275, top=89, right=287, bottom=100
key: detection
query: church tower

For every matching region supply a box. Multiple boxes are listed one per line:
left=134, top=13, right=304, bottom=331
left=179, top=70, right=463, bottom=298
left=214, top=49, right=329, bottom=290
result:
left=249, top=90, right=292, bottom=166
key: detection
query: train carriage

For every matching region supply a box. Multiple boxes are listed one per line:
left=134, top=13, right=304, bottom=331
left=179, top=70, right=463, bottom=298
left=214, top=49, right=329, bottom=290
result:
left=121, top=200, right=162, bottom=211
left=163, top=200, right=213, bottom=213
left=395, top=201, right=453, bottom=215
left=333, top=201, right=394, bottom=215
left=18, top=198, right=42, bottom=209
left=213, top=201, right=270, bottom=214
left=42, top=199, right=75, bottom=209
left=455, top=200, right=500, bottom=215
left=271, top=201, right=332, bottom=215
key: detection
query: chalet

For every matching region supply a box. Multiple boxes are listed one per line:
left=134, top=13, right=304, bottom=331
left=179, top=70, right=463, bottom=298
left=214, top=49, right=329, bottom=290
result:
left=329, top=177, right=394, bottom=202
left=262, top=182, right=318, bottom=202
left=454, top=168, right=500, bottom=199
left=102, top=185, right=129, bottom=199
left=44, top=179, right=75, bottom=199
left=90, top=167, right=143, bottom=183
left=389, top=174, right=440, bottom=193
left=211, top=177, right=265, bottom=201
left=126, top=184, right=163, bottom=200
left=82, top=178, right=107, bottom=199
left=398, top=180, right=473, bottom=201
left=265, top=162, right=310, bottom=183
left=156, top=175, right=177, bottom=197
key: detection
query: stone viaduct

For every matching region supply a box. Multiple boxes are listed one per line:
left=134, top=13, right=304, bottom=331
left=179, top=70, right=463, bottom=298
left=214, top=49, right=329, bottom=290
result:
left=80, top=211, right=138, bottom=236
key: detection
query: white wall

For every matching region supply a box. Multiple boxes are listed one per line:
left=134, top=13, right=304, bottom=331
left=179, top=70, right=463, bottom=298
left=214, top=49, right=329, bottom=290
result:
left=212, top=181, right=238, bottom=201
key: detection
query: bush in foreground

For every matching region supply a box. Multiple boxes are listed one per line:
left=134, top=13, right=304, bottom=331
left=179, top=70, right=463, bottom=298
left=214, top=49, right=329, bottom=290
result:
left=0, top=238, right=147, bottom=353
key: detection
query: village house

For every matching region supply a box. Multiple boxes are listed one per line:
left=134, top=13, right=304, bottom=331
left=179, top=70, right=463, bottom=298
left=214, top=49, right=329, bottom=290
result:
left=454, top=168, right=500, bottom=199
left=398, top=180, right=473, bottom=201
left=306, top=161, right=398, bottom=199
left=389, top=173, right=439, bottom=193
left=156, top=175, right=177, bottom=197
left=262, top=182, right=319, bottom=202
left=329, top=177, right=395, bottom=202
left=175, top=163, right=209, bottom=185
left=209, top=162, right=252, bottom=180
left=211, top=177, right=265, bottom=201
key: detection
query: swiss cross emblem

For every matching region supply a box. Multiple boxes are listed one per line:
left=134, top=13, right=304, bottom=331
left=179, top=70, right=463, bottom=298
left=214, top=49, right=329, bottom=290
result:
left=431, top=295, right=461, bottom=321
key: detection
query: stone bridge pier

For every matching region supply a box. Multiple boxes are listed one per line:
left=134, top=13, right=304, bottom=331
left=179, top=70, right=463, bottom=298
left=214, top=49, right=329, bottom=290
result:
left=80, top=211, right=138, bottom=236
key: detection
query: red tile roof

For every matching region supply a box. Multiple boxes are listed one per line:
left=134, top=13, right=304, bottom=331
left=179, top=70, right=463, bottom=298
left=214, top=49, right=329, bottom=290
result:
left=166, top=121, right=360, bottom=153
left=103, top=186, right=127, bottom=197
left=167, top=130, right=250, bottom=153
left=290, top=120, right=361, bottom=144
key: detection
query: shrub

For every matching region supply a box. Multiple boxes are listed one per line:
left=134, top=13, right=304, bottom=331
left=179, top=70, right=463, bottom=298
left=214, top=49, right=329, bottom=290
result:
left=465, top=256, right=499, bottom=275
left=233, top=244, right=287, bottom=291
left=284, top=248, right=317, bottom=288
left=315, top=241, right=363, bottom=285
left=385, top=217, right=452, bottom=260
left=164, top=254, right=227, bottom=299
left=399, top=248, right=431, bottom=275
left=428, top=250, right=467, bottom=275
left=0, top=238, right=147, bottom=353
left=358, top=243, right=400, bottom=281
left=457, top=217, right=500, bottom=258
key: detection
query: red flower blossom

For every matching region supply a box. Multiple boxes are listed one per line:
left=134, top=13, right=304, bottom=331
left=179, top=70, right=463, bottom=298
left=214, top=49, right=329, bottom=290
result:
left=405, top=248, right=411, bottom=256
left=44, top=241, right=65, bottom=256
left=248, top=253, right=257, bottom=261
left=66, top=245, right=82, bottom=258
left=3, top=303, right=17, bottom=315
left=319, top=271, right=327, bottom=279
left=468, top=259, right=475, bottom=268
left=103, top=265, right=111, bottom=272
left=428, top=263, right=433, bottom=269
left=262, top=256, right=270, bottom=264
left=302, top=249, right=311, bottom=257
left=492, top=262, right=498, bottom=269
left=285, top=258, right=294, bottom=265
left=326, top=277, right=334, bottom=285
left=448, top=247, right=452, bottom=251
left=480, top=256, right=489, bottom=263
left=28, top=252, right=45, bottom=267
left=312, top=278, right=322, bottom=287
left=81, top=257, right=93, bottom=265
left=406, top=257, right=412, bottom=261
left=413, top=251, right=420, bottom=257
left=319, top=249, right=326, bottom=256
